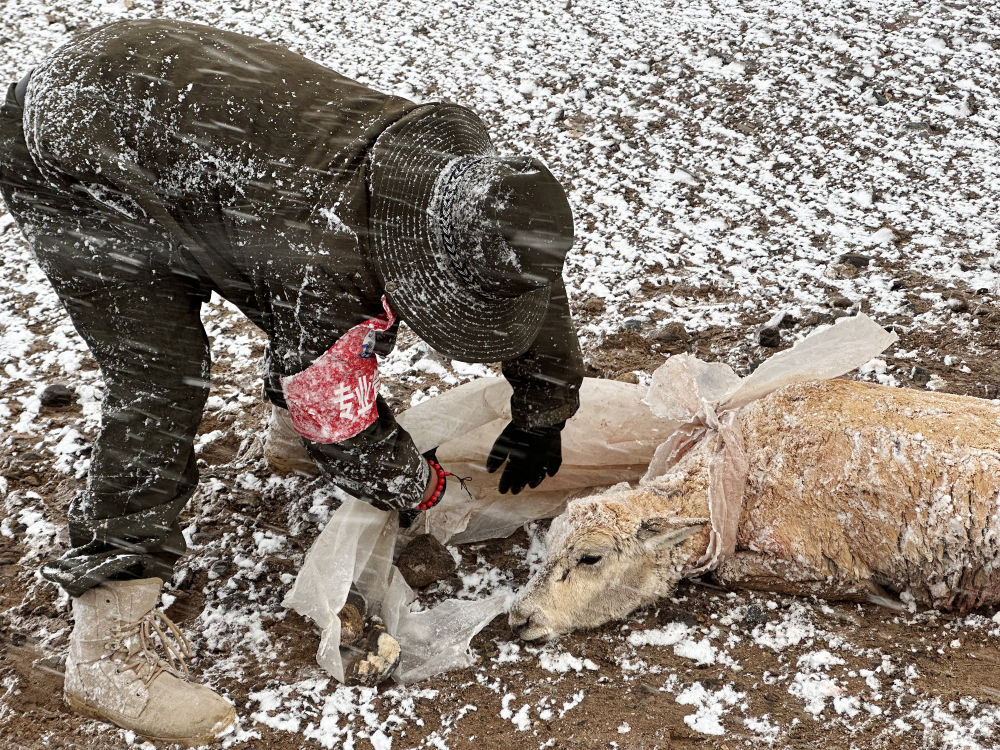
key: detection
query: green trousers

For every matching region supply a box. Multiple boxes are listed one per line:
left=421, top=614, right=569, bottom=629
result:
left=1, top=83, right=210, bottom=595
left=0, top=84, right=426, bottom=596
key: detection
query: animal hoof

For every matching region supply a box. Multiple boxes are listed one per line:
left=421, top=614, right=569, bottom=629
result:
left=344, top=622, right=400, bottom=687
left=338, top=590, right=367, bottom=646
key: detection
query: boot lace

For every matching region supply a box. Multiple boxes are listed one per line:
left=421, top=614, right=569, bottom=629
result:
left=106, top=608, right=192, bottom=685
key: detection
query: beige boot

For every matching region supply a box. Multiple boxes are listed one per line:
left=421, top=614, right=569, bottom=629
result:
left=264, top=404, right=319, bottom=476
left=64, top=578, right=236, bottom=746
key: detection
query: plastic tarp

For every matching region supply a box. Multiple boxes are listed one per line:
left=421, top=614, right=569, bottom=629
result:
left=283, top=314, right=897, bottom=683
left=283, top=376, right=678, bottom=683
left=641, top=313, right=897, bottom=574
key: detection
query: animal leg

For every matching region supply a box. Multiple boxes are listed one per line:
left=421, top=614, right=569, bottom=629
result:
left=713, top=551, right=901, bottom=608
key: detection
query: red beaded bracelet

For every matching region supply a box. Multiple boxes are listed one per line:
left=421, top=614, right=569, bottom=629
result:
left=414, top=459, right=449, bottom=511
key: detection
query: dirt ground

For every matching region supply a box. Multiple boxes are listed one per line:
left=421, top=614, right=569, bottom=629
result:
left=5, top=278, right=1000, bottom=750
left=4, top=0, right=1000, bottom=748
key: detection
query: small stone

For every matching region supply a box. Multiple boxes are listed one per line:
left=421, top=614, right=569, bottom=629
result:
left=39, top=384, right=75, bottom=408
left=741, top=605, right=767, bottom=628
left=653, top=321, right=691, bottom=345
left=190, top=531, right=215, bottom=546
left=826, top=261, right=859, bottom=280
left=758, top=327, right=781, bottom=348
left=397, top=534, right=456, bottom=589
left=947, top=297, right=969, bottom=313
left=208, top=559, right=232, bottom=580
left=773, top=312, right=798, bottom=330
left=232, top=490, right=262, bottom=508
left=830, top=295, right=853, bottom=309
left=911, top=366, right=931, bottom=386
left=661, top=607, right=699, bottom=628
left=622, top=318, right=644, bottom=331
left=839, top=253, right=871, bottom=269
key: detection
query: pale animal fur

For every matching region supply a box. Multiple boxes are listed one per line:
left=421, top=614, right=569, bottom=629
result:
left=510, top=379, right=1000, bottom=641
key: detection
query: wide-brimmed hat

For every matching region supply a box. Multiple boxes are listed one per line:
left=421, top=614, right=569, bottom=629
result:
left=368, top=103, right=574, bottom=362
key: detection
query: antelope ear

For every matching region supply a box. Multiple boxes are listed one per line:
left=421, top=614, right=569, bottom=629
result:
left=636, top=517, right=709, bottom=550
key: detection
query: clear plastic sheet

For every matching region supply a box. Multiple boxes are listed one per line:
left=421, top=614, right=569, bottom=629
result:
left=283, top=377, right=680, bottom=684
left=642, top=314, right=898, bottom=573
left=284, top=314, right=897, bottom=683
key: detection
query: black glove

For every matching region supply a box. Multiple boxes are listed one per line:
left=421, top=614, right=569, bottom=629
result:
left=486, top=421, right=565, bottom=495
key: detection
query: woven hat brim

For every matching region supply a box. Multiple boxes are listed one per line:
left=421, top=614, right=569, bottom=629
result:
left=368, top=103, right=550, bottom=363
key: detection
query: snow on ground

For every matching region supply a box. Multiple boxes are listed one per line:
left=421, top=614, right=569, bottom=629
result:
left=2, top=1, right=1000, bottom=748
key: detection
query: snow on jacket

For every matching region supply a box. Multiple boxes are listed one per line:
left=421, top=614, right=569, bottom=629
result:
left=22, top=19, right=583, bottom=509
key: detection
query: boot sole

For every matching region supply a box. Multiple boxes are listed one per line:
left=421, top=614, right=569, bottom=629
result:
left=67, top=694, right=237, bottom=747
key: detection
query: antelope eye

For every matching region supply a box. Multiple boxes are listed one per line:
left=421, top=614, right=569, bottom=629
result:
left=578, top=554, right=603, bottom=566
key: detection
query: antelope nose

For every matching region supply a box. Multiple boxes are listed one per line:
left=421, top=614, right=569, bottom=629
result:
left=508, top=608, right=534, bottom=638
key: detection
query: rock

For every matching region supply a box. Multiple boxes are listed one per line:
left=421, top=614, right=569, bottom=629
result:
left=758, top=327, right=781, bottom=348
left=653, top=321, right=691, bottom=345
left=947, top=297, right=969, bottom=314
left=39, top=384, right=75, bottom=408
left=911, top=366, right=931, bottom=386
left=741, top=605, right=767, bottom=628
left=802, top=311, right=836, bottom=328
left=830, top=295, right=853, bottom=309
left=208, top=559, right=233, bottom=580
left=839, top=253, right=871, bottom=269
left=661, top=607, right=699, bottom=628
left=772, top=311, right=798, bottom=330
left=826, top=261, right=859, bottom=280
left=622, top=318, right=644, bottom=331
left=397, top=533, right=456, bottom=589
left=232, top=490, right=262, bottom=508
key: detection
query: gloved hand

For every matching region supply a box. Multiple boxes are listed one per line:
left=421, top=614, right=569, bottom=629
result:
left=486, top=421, right=565, bottom=494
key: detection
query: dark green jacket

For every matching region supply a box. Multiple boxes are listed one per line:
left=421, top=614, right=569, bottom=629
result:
left=24, top=19, right=583, bottom=508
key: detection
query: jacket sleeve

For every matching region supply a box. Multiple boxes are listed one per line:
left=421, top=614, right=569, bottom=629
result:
left=264, top=287, right=428, bottom=512
left=501, top=276, right=584, bottom=429
left=305, top=395, right=431, bottom=512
